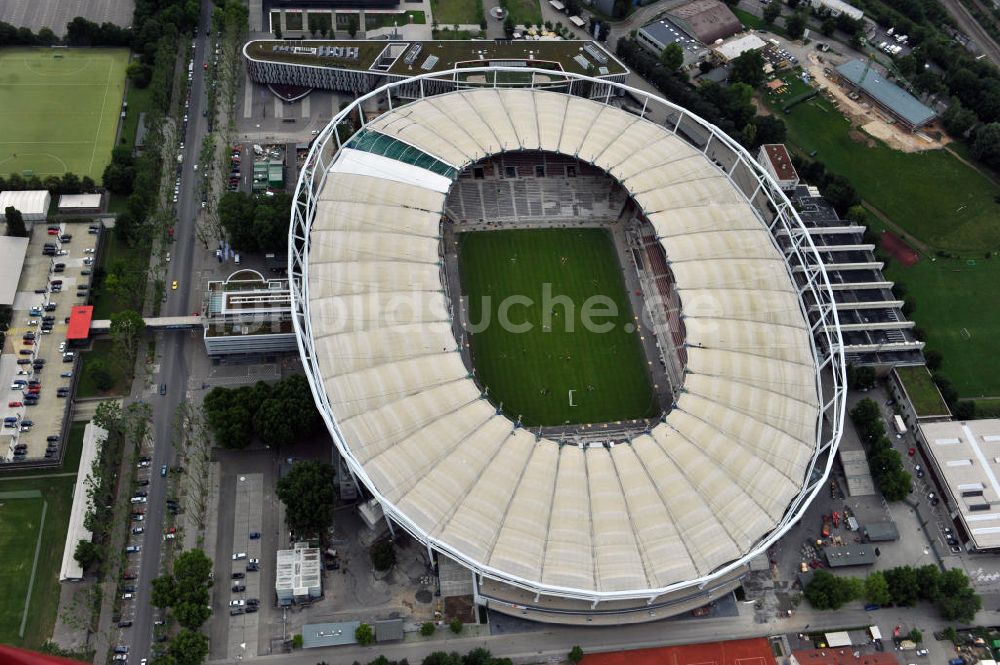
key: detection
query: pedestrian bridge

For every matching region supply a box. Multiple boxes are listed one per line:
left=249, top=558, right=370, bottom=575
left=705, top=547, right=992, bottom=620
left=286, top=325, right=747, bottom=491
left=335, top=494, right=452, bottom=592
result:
left=90, top=316, right=202, bottom=333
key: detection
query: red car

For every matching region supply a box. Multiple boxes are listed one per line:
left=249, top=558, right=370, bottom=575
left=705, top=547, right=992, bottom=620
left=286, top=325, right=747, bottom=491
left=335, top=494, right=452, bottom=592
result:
left=164, top=527, right=177, bottom=534
left=22, top=340, right=33, bottom=346
left=203, top=62, right=208, bottom=70
left=47, top=229, right=59, bottom=235
left=8, top=401, right=22, bottom=408
left=908, top=447, right=916, bottom=456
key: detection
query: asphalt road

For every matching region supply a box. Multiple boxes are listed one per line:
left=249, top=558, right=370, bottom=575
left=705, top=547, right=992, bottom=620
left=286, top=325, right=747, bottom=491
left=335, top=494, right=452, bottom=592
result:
left=124, top=0, right=215, bottom=659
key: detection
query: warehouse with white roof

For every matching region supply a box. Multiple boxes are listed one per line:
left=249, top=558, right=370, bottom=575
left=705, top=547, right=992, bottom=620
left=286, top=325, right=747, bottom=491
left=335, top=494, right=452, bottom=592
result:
left=0, top=190, right=50, bottom=222
left=290, top=70, right=845, bottom=622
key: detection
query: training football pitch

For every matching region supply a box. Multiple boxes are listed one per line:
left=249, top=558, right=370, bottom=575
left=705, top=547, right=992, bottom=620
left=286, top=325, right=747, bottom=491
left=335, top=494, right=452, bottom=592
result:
left=0, top=47, right=129, bottom=180
left=459, top=228, right=658, bottom=427
left=0, top=491, right=48, bottom=645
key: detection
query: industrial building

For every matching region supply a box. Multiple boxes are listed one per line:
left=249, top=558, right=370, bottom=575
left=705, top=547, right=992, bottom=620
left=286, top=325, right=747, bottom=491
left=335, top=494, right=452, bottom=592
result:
left=0, top=236, right=30, bottom=306
left=243, top=39, right=627, bottom=97
left=917, top=419, right=1000, bottom=552
left=834, top=60, right=936, bottom=130
left=757, top=144, right=799, bottom=191
left=665, top=0, right=741, bottom=44
left=0, top=190, right=51, bottom=222
left=808, top=0, right=863, bottom=20
left=57, top=193, right=102, bottom=214
left=636, top=17, right=705, bottom=58
left=275, top=544, right=322, bottom=604
left=786, top=182, right=924, bottom=368
left=202, top=269, right=296, bottom=356
left=59, top=423, right=107, bottom=581
left=291, top=70, right=845, bottom=622
left=712, top=33, right=766, bottom=63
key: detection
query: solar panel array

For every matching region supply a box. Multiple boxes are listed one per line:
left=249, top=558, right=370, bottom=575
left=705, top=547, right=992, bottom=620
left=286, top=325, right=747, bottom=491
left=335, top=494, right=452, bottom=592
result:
left=404, top=43, right=423, bottom=65
left=420, top=54, right=439, bottom=71
left=584, top=43, right=608, bottom=64
left=317, top=45, right=360, bottom=59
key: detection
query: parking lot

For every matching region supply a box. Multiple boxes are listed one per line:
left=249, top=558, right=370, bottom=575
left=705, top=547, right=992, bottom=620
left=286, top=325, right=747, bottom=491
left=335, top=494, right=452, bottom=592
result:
left=1, top=221, right=100, bottom=462
left=225, top=473, right=265, bottom=660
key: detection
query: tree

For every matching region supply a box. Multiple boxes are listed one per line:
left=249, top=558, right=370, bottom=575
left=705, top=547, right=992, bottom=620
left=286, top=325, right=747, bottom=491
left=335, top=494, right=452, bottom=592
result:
left=884, top=566, right=920, bottom=606
left=449, top=618, right=463, bottom=634
left=347, top=16, right=359, bottom=38
left=660, top=42, right=684, bottom=71
left=4, top=206, right=26, bottom=237
left=786, top=12, right=806, bottom=39
left=820, top=17, right=836, bottom=36
left=820, top=173, right=860, bottom=215
left=804, top=570, right=862, bottom=609
left=942, top=98, right=977, bottom=137
left=292, top=633, right=304, bottom=649
left=151, top=575, right=177, bottom=608
left=420, top=622, right=436, bottom=636
left=74, top=540, right=101, bottom=571
left=88, top=357, right=115, bottom=392
left=730, top=49, right=765, bottom=88
left=762, top=1, right=781, bottom=24
left=174, top=601, right=211, bottom=630
left=865, top=571, right=891, bottom=606
left=274, top=22, right=282, bottom=39
left=170, top=629, right=208, bottom=665
left=972, top=122, right=1000, bottom=170
left=850, top=398, right=881, bottom=430
left=924, top=349, right=943, bottom=370
left=276, top=460, right=336, bottom=536
left=355, top=623, right=375, bottom=646
left=569, top=646, right=585, bottom=664
left=110, top=309, right=146, bottom=370
left=371, top=540, right=396, bottom=571
left=423, top=653, right=462, bottom=665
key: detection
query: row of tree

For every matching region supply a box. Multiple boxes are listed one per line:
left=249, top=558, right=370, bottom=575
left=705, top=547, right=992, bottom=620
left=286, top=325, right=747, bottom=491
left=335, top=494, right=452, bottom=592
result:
left=790, top=155, right=861, bottom=216
left=344, top=648, right=518, bottom=665
left=0, top=171, right=97, bottom=196
left=616, top=38, right=788, bottom=150
left=805, top=565, right=981, bottom=622
left=150, top=549, right=213, bottom=665
left=203, top=374, right=322, bottom=450
left=217, top=191, right=294, bottom=254
left=850, top=398, right=911, bottom=501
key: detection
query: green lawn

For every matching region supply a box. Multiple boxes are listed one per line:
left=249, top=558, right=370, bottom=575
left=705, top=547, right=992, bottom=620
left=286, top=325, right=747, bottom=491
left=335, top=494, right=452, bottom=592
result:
left=895, top=365, right=951, bottom=416
left=0, top=476, right=76, bottom=649
left=0, top=48, right=129, bottom=179
left=733, top=8, right=764, bottom=30
left=91, top=227, right=149, bottom=319
left=500, top=0, right=542, bottom=27
left=431, top=0, right=483, bottom=25
left=884, top=257, right=1000, bottom=399
left=366, top=10, right=427, bottom=29
left=119, top=80, right=154, bottom=151
left=775, top=93, right=1000, bottom=253
left=459, top=229, right=658, bottom=426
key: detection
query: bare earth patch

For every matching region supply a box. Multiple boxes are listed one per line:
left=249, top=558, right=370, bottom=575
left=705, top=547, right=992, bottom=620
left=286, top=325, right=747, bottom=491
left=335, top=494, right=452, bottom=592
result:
left=806, top=52, right=950, bottom=154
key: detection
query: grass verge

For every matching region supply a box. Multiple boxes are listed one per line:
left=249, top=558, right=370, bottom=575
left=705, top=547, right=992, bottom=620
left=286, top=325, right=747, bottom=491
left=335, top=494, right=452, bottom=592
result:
left=459, top=228, right=657, bottom=426
left=431, top=0, right=484, bottom=25
left=77, top=340, right=131, bottom=398
left=500, top=0, right=542, bottom=26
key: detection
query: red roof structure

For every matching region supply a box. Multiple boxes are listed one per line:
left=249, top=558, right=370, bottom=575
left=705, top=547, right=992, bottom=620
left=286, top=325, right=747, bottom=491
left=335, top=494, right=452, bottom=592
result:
left=66, top=305, right=94, bottom=340
left=791, top=649, right=900, bottom=665
left=0, top=644, right=90, bottom=664
left=583, top=638, right=777, bottom=665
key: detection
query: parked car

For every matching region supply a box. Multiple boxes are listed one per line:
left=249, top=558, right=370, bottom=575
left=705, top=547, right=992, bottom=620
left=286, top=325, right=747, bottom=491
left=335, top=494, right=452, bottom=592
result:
left=126, top=545, right=141, bottom=553
left=232, top=552, right=247, bottom=560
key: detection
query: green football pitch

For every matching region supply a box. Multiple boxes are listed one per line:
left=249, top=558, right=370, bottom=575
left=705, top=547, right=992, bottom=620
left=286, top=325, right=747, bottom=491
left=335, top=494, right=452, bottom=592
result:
left=0, top=48, right=129, bottom=180
left=459, top=228, right=659, bottom=427
left=0, top=491, right=48, bottom=645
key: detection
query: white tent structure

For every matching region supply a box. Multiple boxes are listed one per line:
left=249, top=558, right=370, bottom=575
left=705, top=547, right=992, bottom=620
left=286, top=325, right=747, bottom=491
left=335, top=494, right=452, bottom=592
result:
left=0, top=190, right=50, bottom=221
left=59, top=423, right=107, bottom=582
left=290, top=69, right=845, bottom=613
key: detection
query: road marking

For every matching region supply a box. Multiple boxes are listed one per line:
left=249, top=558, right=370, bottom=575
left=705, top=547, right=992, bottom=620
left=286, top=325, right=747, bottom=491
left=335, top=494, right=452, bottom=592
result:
left=19, top=499, right=48, bottom=638
left=87, top=59, right=115, bottom=176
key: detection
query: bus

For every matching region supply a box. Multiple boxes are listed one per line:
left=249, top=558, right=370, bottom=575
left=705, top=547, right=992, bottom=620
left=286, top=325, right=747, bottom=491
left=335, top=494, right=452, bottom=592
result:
left=893, top=414, right=907, bottom=435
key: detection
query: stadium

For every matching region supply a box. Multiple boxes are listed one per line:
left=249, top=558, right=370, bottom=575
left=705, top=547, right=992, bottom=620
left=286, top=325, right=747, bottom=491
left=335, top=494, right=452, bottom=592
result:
left=290, top=68, right=846, bottom=622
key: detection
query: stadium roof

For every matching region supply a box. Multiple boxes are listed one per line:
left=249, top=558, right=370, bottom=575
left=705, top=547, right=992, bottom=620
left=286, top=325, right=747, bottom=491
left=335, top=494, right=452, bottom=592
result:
left=244, top=39, right=626, bottom=77
left=297, top=85, right=827, bottom=599
left=0, top=236, right=29, bottom=305
left=835, top=60, right=936, bottom=128
left=66, top=305, right=94, bottom=340
left=919, top=419, right=1000, bottom=550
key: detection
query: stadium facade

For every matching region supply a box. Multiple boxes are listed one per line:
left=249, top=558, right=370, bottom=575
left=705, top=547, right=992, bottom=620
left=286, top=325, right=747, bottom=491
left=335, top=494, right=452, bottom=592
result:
left=290, top=68, right=846, bottom=622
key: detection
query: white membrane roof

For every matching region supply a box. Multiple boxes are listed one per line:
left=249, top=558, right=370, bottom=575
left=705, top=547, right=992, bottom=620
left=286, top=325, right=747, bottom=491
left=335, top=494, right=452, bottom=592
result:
left=304, top=88, right=820, bottom=596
